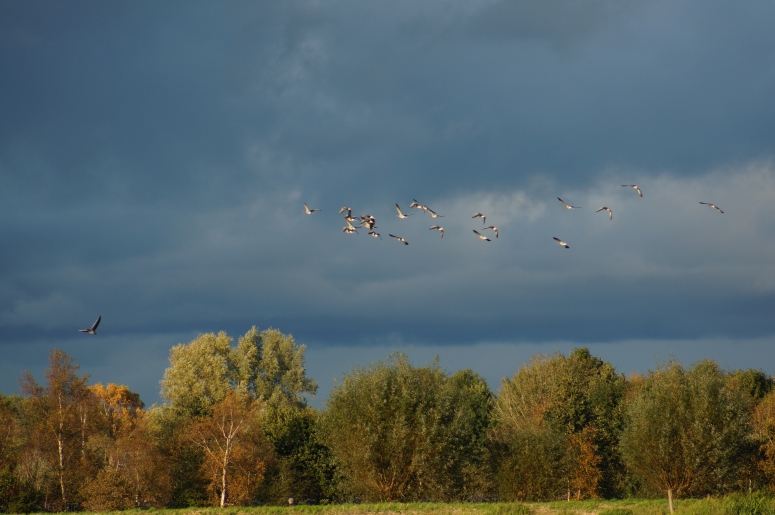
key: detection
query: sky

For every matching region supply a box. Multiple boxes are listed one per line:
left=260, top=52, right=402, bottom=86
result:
left=2, top=0, right=775, bottom=407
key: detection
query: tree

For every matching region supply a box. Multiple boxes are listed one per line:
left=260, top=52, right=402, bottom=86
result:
left=494, top=348, right=626, bottom=500
left=620, top=359, right=753, bottom=513
left=160, top=327, right=317, bottom=417
left=19, top=349, right=91, bottom=510
left=260, top=404, right=336, bottom=504
left=752, top=389, right=775, bottom=487
left=184, top=391, right=269, bottom=506
left=158, top=326, right=318, bottom=505
left=322, top=354, right=494, bottom=502
left=90, top=383, right=144, bottom=439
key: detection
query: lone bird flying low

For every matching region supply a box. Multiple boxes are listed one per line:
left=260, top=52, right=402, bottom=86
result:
left=473, top=230, right=490, bottom=241
left=553, top=237, right=569, bottom=249
left=596, top=207, right=613, bottom=220
left=389, top=234, right=409, bottom=245
left=304, top=203, right=321, bottom=214
left=622, top=184, right=642, bottom=197
left=558, top=198, right=581, bottom=209
left=429, top=225, right=444, bottom=238
left=79, top=316, right=101, bottom=335
left=699, top=202, right=724, bottom=213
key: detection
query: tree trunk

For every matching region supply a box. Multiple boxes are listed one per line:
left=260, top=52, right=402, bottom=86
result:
left=667, top=488, right=674, bottom=514
left=57, top=435, right=67, bottom=507
left=220, top=450, right=229, bottom=507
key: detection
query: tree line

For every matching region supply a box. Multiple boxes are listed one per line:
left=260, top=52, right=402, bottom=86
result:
left=2, top=327, right=775, bottom=513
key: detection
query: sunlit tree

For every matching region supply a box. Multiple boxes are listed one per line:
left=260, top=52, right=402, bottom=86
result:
left=184, top=391, right=269, bottom=506
left=323, top=354, right=493, bottom=502
left=620, top=360, right=752, bottom=513
left=161, top=327, right=317, bottom=417
left=19, top=349, right=91, bottom=510
left=495, top=348, right=625, bottom=500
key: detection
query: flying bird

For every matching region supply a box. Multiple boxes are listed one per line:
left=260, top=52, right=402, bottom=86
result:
left=553, top=237, right=569, bottom=248
left=472, top=213, right=487, bottom=224
left=595, top=207, right=613, bottom=220
left=338, top=206, right=352, bottom=215
left=622, top=185, right=643, bottom=197
left=473, top=230, right=490, bottom=241
left=342, top=226, right=358, bottom=234
left=482, top=226, right=499, bottom=238
left=303, top=203, right=321, bottom=214
left=699, top=202, right=724, bottom=213
left=360, top=216, right=377, bottom=229
left=429, top=225, right=444, bottom=238
left=79, top=316, right=101, bottom=335
left=558, top=198, right=580, bottom=209
left=395, top=204, right=413, bottom=219
left=427, top=207, right=443, bottom=218
left=389, top=234, right=409, bottom=245
left=368, top=231, right=381, bottom=239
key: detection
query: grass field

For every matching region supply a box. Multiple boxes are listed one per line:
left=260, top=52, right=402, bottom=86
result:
left=43, top=495, right=775, bottom=515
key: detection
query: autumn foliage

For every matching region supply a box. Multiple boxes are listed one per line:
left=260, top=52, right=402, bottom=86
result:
left=2, top=333, right=775, bottom=513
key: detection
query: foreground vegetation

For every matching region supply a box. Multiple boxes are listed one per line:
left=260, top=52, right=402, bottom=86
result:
left=19, top=496, right=775, bottom=515
left=3, top=326, right=775, bottom=513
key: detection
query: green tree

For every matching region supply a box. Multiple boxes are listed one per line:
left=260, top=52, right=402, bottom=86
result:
left=260, top=404, right=336, bottom=504
left=495, top=348, right=626, bottom=500
left=620, top=359, right=753, bottom=513
left=160, top=327, right=317, bottom=416
left=322, top=354, right=494, bottom=502
left=158, top=326, right=318, bottom=505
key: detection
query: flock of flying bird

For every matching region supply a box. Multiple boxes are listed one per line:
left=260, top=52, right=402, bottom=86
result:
left=78, top=185, right=724, bottom=336
left=304, top=183, right=725, bottom=248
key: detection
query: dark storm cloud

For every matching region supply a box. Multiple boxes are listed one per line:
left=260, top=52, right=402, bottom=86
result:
left=1, top=1, right=775, bottom=402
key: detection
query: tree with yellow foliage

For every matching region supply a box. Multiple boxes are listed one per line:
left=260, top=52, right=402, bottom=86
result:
left=185, top=391, right=269, bottom=506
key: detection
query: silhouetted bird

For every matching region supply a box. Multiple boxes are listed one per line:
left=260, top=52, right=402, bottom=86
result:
left=79, top=316, right=101, bottom=335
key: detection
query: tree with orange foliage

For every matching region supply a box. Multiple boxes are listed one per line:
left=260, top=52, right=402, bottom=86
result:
left=90, top=383, right=144, bottom=438
left=19, top=349, right=91, bottom=510
left=185, top=391, right=269, bottom=506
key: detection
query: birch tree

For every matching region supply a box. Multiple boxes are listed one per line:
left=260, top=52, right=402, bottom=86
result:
left=19, top=349, right=91, bottom=510
left=184, top=391, right=268, bottom=506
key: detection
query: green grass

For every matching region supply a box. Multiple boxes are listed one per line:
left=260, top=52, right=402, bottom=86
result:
left=27, top=496, right=775, bottom=515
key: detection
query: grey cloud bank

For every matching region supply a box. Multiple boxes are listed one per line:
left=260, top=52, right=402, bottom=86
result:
left=1, top=1, right=774, bottom=405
